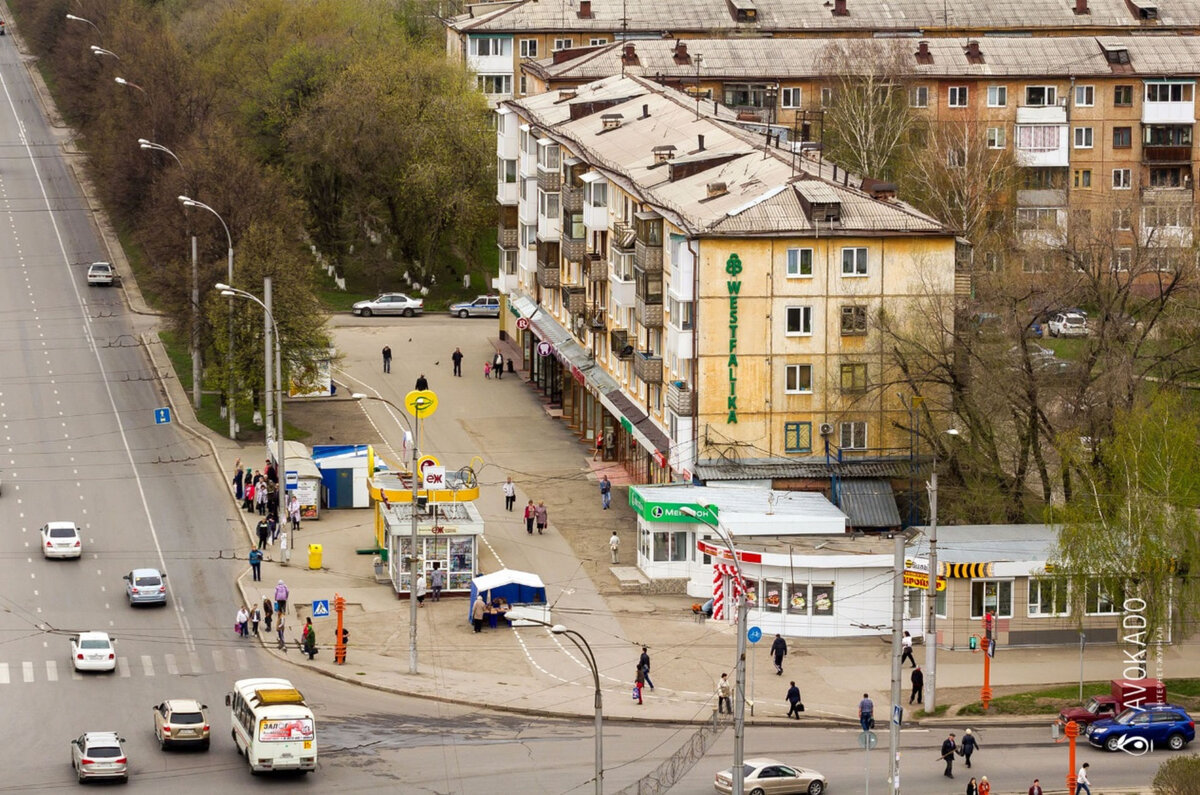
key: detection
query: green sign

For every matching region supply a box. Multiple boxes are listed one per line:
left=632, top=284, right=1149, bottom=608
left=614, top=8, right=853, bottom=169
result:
left=725, top=253, right=742, bottom=424
left=620, top=417, right=633, bottom=433
left=629, top=489, right=719, bottom=524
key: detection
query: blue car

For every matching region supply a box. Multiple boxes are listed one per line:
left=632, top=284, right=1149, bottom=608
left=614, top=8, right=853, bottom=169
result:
left=1086, top=703, right=1195, bottom=752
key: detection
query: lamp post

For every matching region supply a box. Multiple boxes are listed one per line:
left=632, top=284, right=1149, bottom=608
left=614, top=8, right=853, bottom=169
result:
left=680, top=504, right=746, bottom=795
left=89, top=45, right=120, bottom=60
left=65, top=14, right=102, bottom=39
left=114, top=76, right=146, bottom=94
left=181, top=196, right=235, bottom=439
left=923, top=427, right=958, bottom=714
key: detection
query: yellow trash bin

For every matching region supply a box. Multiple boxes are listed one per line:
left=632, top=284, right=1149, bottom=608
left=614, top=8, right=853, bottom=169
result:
left=308, top=543, right=323, bottom=570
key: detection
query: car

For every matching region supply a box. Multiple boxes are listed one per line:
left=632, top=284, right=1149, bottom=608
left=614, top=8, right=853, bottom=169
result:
left=41, top=521, right=83, bottom=559
left=1086, top=703, right=1195, bottom=752
left=86, top=262, right=115, bottom=286
left=449, top=295, right=500, bottom=318
left=714, top=757, right=826, bottom=795
left=153, top=699, right=210, bottom=750
left=1048, top=311, right=1088, bottom=338
left=351, top=292, right=423, bottom=317
left=70, top=732, right=127, bottom=783
left=70, top=632, right=117, bottom=673
left=123, top=568, right=167, bottom=606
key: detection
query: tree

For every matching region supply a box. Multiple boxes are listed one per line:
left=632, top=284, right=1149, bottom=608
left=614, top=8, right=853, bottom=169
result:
left=1153, top=754, right=1200, bottom=794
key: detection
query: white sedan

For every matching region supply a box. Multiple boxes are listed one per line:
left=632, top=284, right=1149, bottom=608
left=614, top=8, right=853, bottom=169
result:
left=40, top=521, right=83, bottom=559
left=71, top=632, right=117, bottom=672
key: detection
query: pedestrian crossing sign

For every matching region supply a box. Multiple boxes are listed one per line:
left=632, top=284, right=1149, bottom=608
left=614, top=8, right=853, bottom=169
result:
left=312, top=600, right=330, bottom=617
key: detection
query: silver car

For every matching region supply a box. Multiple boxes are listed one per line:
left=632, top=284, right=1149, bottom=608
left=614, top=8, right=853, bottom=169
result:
left=352, top=293, right=423, bottom=317
left=71, top=732, right=128, bottom=783
left=124, top=568, right=167, bottom=606
left=449, top=295, right=500, bottom=318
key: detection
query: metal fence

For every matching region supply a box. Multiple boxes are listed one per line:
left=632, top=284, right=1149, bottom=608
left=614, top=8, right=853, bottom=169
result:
left=614, top=711, right=729, bottom=795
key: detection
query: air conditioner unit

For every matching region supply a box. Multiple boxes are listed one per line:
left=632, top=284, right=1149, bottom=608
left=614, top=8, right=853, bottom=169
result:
left=819, top=423, right=835, bottom=437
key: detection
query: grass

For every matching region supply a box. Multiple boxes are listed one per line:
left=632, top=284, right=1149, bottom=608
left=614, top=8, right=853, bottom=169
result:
left=956, top=679, right=1200, bottom=716
left=913, top=704, right=951, bottom=718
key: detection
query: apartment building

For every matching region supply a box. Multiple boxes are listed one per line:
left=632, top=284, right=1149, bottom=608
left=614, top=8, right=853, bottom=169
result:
left=497, top=74, right=957, bottom=487
left=449, top=0, right=1200, bottom=105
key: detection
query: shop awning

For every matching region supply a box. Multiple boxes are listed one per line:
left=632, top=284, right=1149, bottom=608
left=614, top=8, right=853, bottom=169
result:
left=600, top=389, right=670, bottom=457
left=837, top=478, right=902, bottom=530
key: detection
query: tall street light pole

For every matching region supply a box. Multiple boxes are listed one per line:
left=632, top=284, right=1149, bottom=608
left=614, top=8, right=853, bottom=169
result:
left=65, top=14, right=103, bottom=40
left=181, top=196, right=235, bottom=439
left=923, top=427, right=958, bottom=714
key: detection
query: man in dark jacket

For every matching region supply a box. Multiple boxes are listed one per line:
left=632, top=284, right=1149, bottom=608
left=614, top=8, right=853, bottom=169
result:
left=415, top=374, right=429, bottom=391
left=940, top=732, right=957, bottom=778
left=785, top=681, right=802, bottom=719
left=910, top=665, right=924, bottom=704
left=770, top=633, right=787, bottom=675
left=638, top=647, right=655, bottom=690
left=961, top=728, right=980, bottom=768
left=256, top=519, right=270, bottom=551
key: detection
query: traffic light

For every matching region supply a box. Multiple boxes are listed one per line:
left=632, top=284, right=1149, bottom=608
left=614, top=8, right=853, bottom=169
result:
left=969, top=635, right=978, bottom=651
left=984, top=612, right=994, bottom=641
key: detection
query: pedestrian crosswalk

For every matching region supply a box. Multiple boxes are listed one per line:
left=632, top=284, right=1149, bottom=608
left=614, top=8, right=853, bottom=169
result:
left=0, top=647, right=255, bottom=685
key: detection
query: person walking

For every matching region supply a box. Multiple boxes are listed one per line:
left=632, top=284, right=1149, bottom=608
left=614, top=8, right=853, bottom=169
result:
left=638, top=647, right=655, bottom=690
left=858, top=693, right=875, bottom=732
left=493, top=351, right=504, bottom=380
left=255, top=518, right=269, bottom=550
left=1028, top=779, right=1044, bottom=795
left=266, top=513, right=278, bottom=544
left=966, top=777, right=978, bottom=795
left=303, top=617, right=318, bottom=660
left=430, top=562, right=444, bottom=602
left=472, top=595, right=486, bottom=633
left=716, top=673, right=732, bottom=714
left=288, top=493, right=301, bottom=533
left=452, top=347, right=464, bottom=377
left=415, top=374, right=429, bottom=391
left=534, top=501, right=548, bottom=534
left=249, top=548, right=263, bottom=581
left=592, top=430, right=604, bottom=461
left=235, top=605, right=249, bottom=638
left=262, top=598, right=274, bottom=632
left=503, top=477, right=516, bottom=511
left=415, top=573, right=427, bottom=607
left=633, top=666, right=645, bottom=705
left=910, top=665, right=924, bottom=704
left=900, top=630, right=916, bottom=668
left=961, top=728, right=980, bottom=768
left=786, top=681, right=802, bottom=719
left=250, top=604, right=261, bottom=635
left=609, top=531, right=620, bottom=564
left=978, top=776, right=991, bottom=795
left=484, top=360, right=491, bottom=379
left=940, top=732, right=958, bottom=779
left=276, top=615, right=287, bottom=651
left=599, top=475, right=612, bottom=509
left=524, top=500, right=535, bottom=534
left=770, top=633, right=787, bottom=675
left=233, top=460, right=244, bottom=501
left=382, top=345, right=392, bottom=374
left=1075, top=762, right=1091, bottom=794
left=274, top=580, right=289, bottom=614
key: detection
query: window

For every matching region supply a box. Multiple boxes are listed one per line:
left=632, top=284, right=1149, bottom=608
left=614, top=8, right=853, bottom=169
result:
left=1143, top=205, right=1190, bottom=228
left=472, top=37, right=511, bottom=57
left=724, top=83, right=772, bottom=108
left=784, top=422, right=812, bottom=453
left=947, top=147, right=966, bottom=168
left=538, top=190, right=560, bottom=219
left=477, top=75, right=513, bottom=95
left=611, top=249, right=634, bottom=281
left=1084, top=580, right=1123, bottom=615
left=552, top=37, right=574, bottom=51
left=1028, top=579, right=1068, bottom=616
left=1144, top=125, right=1194, bottom=146
left=1113, top=168, right=1132, bottom=189
left=820, top=87, right=834, bottom=107
left=786, top=247, right=813, bottom=278
left=1114, top=84, right=1134, bottom=106
left=522, top=223, right=535, bottom=248
left=1112, top=248, right=1132, bottom=272
left=1146, top=82, right=1194, bottom=103
left=1150, top=167, right=1186, bottom=188
left=986, top=126, right=1006, bottom=149
left=518, top=75, right=527, bottom=96
left=948, top=86, right=968, bottom=107
left=668, top=297, right=694, bottom=330
left=519, top=39, right=539, bottom=58
left=1070, top=209, right=1092, bottom=230
left=781, top=87, right=802, bottom=108
left=785, top=365, right=813, bottom=394
left=987, top=85, right=1007, bottom=107
left=498, top=158, right=517, bottom=184
left=589, top=37, right=606, bottom=46
left=786, top=306, right=813, bottom=336
left=840, top=306, right=868, bottom=336
left=1075, top=85, right=1095, bottom=107
left=1022, top=252, right=1053, bottom=273
left=1112, top=208, right=1132, bottom=230
left=909, top=86, right=929, bottom=108
left=1016, top=125, right=1061, bottom=152
left=651, top=530, right=689, bottom=562
left=971, top=580, right=1013, bottom=619
left=840, top=362, right=868, bottom=393
left=1025, top=85, right=1057, bottom=106
left=1016, top=208, right=1060, bottom=231
left=839, top=422, right=866, bottom=450
left=1022, top=169, right=1063, bottom=190
left=1113, top=127, right=1132, bottom=148
left=841, top=247, right=868, bottom=276
left=762, top=579, right=783, bottom=613
left=586, top=181, right=607, bottom=207
left=1073, top=127, right=1094, bottom=149
left=1073, top=169, right=1092, bottom=189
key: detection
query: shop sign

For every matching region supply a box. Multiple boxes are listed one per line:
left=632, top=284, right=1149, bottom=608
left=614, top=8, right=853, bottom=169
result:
left=537, top=341, right=553, bottom=357
left=630, top=490, right=718, bottom=523
left=696, top=538, right=762, bottom=565
left=653, top=450, right=667, bottom=468
left=620, top=417, right=634, bottom=433
left=572, top=365, right=584, bottom=385
left=516, top=317, right=530, bottom=330
left=724, top=253, right=742, bottom=424
left=902, top=569, right=947, bottom=591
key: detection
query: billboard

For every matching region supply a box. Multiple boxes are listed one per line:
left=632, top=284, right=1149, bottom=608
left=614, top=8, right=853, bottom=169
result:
left=258, top=718, right=315, bottom=742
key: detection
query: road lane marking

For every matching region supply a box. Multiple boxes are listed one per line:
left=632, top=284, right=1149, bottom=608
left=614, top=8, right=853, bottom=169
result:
left=22, top=662, right=33, bottom=683
left=189, top=651, right=202, bottom=674
left=46, top=660, right=57, bottom=682
left=0, top=663, right=9, bottom=684
left=212, top=650, right=225, bottom=672
left=117, top=657, right=130, bottom=678
left=235, top=649, right=248, bottom=669
left=141, top=655, right=154, bottom=677
left=164, top=654, right=178, bottom=676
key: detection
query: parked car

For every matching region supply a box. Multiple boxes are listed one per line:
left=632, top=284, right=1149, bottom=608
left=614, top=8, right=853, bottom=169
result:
left=1048, top=311, right=1088, bottom=338
left=40, top=521, right=83, bottom=559
left=86, top=262, right=115, bottom=286
left=351, top=293, right=423, bottom=317
left=70, top=732, right=128, bottom=783
left=70, top=632, right=117, bottom=673
left=123, top=569, right=167, bottom=606
left=1060, top=679, right=1166, bottom=728
left=449, top=295, right=500, bottom=318
left=153, top=699, right=209, bottom=750
left=714, top=757, right=826, bottom=795
left=1086, top=703, right=1195, bottom=752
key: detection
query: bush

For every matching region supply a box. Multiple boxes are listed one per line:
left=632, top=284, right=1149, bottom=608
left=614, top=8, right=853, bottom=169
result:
left=1153, top=755, right=1200, bottom=794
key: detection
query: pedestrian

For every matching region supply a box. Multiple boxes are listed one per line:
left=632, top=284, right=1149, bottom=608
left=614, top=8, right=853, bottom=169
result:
left=288, top=493, right=301, bottom=532
left=503, top=477, right=516, bottom=511
left=978, top=776, right=991, bottom=795
left=472, top=595, right=486, bottom=633
left=609, top=531, right=620, bottom=564
left=493, top=351, right=504, bottom=380
left=534, top=501, right=548, bottom=534
left=966, top=777, right=978, bottom=795
left=940, top=732, right=958, bottom=779
left=452, top=347, right=464, bottom=377
left=267, top=514, right=278, bottom=544
left=859, top=693, right=875, bottom=732
left=599, top=475, right=611, bottom=509
left=592, top=430, right=604, bottom=460
left=1075, top=763, right=1091, bottom=795
left=303, top=617, right=318, bottom=660
left=382, top=345, right=392, bottom=374
left=523, top=500, right=535, bottom=534
left=274, top=580, right=289, bottom=614
left=415, top=572, right=427, bottom=607
left=276, top=615, right=287, bottom=651
left=233, top=460, right=244, bottom=501
left=633, top=665, right=645, bottom=705
left=484, top=360, right=491, bottom=379
left=716, top=673, right=732, bottom=714
left=910, top=665, right=924, bottom=704
left=638, top=647, right=655, bottom=690
left=249, top=548, right=263, bottom=581
left=255, top=482, right=268, bottom=515
left=256, top=518, right=269, bottom=550
left=250, top=604, right=261, bottom=635
left=431, top=562, right=445, bottom=602
left=262, top=598, right=274, bottom=632
left=243, top=478, right=255, bottom=512
left=901, top=630, right=916, bottom=667
left=961, top=728, right=980, bottom=768
left=1028, top=778, right=1044, bottom=795
left=770, top=633, right=787, bottom=675
left=265, top=459, right=277, bottom=484
left=786, top=681, right=803, bottom=719
left=267, top=482, right=279, bottom=518
left=236, top=605, right=249, bottom=638
left=415, top=373, right=429, bottom=391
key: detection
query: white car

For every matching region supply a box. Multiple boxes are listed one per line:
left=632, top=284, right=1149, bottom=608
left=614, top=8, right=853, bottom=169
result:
left=1048, top=311, right=1088, bottom=338
left=351, top=293, right=423, bottom=317
left=449, top=295, right=500, bottom=318
left=41, top=521, right=83, bottom=559
left=70, top=732, right=128, bottom=783
left=86, top=262, right=115, bottom=286
left=71, top=632, right=117, bottom=672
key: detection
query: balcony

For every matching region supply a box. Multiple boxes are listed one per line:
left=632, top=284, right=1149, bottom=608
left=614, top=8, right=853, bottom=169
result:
left=1143, top=145, right=1193, bottom=163
left=613, top=220, right=636, bottom=251
left=633, top=351, right=663, bottom=384
left=1016, top=105, right=1067, bottom=125
left=588, top=305, right=607, bottom=332
left=562, top=235, right=586, bottom=263
left=1016, top=189, right=1067, bottom=207
left=586, top=253, right=607, bottom=281
left=561, top=284, right=587, bottom=315
left=636, top=296, right=663, bottom=328
left=536, top=168, right=561, bottom=193
left=562, top=184, right=583, bottom=213
left=610, top=328, right=632, bottom=358
left=667, top=381, right=696, bottom=415
left=610, top=273, right=636, bottom=309
left=635, top=239, right=662, bottom=272
left=537, top=261, right=561, bottom=289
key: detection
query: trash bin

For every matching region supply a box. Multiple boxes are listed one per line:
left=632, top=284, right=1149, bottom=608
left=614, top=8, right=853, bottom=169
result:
left=308, top=543, right=323, bottom=570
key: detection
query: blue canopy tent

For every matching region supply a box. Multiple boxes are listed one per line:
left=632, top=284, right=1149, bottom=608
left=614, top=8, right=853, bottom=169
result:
left=468, top=569, right=549, bottom=626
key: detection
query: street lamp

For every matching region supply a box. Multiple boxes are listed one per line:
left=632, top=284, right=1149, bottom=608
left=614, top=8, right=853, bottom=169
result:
left=65, top=14, right=102, bottom=39
left=114, top=76, right=146, bottom=94
left=923, top=426, right=959, bottom=714
left=680, top=504, right=747, bottom=795
left=181, top=196, right=236, bottom=439
left=90, top=45, right=120, bottom=60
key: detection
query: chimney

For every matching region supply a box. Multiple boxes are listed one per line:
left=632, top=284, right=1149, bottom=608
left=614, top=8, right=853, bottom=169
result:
left=706, top=181, right=728, bottom=199
left=1074, top=0, right=1089, bottom=13
left=621, top=43, right=639, bottom=65
left=640, top=103, right=650, bottom=119
left=673, top=40, right=691, bottom=64
left=578, top=0, right=593, bottom=18
left=698, top=134, right=706, bottom=151
left=964, top=39, right=984, bottom=64
left=915, top=40, right=933, bottom=64
left=833, top=0, right=849, bottom=16
left=601, top=113, right=623, bottom=131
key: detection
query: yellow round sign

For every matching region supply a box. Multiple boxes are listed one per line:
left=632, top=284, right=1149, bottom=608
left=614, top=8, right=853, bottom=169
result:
left=404, top=389, right=438, bottom=419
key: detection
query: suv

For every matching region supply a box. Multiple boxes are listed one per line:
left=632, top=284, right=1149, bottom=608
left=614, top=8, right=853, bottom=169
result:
left=449, top=295, right=500, bottom=318
left=70, top=732, right=128, bottom=782
left=86, top=262, right=115, bottom=286
left=1048, top=311, right=1087, bottom=338
left=153, top=699, right=210, bottom=749
left=1087, top=703, right=1195, bottom=752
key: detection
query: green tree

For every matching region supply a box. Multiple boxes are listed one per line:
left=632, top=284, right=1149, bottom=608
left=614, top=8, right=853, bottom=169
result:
left=1153, top=754, right=1200, bottom=794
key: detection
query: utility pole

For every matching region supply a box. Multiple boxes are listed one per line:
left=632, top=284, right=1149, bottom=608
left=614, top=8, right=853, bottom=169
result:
left=264, top=277, right=274, bottom=439
left=889, top=530, right=904, bottom=793
left=923, top=470, right=939, bottom=713
left=191, top=235, right=200, bottom=408
left=733, top=590, right=748, bottom=795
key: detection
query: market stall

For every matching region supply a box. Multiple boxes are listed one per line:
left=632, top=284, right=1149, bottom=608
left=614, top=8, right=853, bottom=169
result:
left=382, top=501, right=483, bottom=597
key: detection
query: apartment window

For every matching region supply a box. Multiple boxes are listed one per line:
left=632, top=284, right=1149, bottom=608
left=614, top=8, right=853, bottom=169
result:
left=519, top=39, right=539, bottom=58
left=1146, top=82, right=1194, bottom=103
left=1073, top=169, right=1092, bottom=189
left=519, top=75, right=528, bottom=96
left=840, top=306, right=868, bottom=336
left=839, top=421, right=867, bottom=450
left=472, top=37, right=511, bottom=57
left=1144, top=205, right=1190, bottom=228
left=668, top=297, right=694, bottom=330
left=1113, top=168, right=1132, bottom=189
left=522, top=223, right=535, bottom=248
left=1113, top=126, right=1132, bottom=148
left=786, top=248, right=813, bottom=278
left=947, top=147, right=966, bottom=168
left=1144, top=125, right=1194, bottom=146
left=589, top=37, right=606, bottom=46
left=909, top=86, right=929, bottom=108
left=1075, top=85, right=1095, bottom=107
left=1016, top=207, right=1060, bottom=231
left=986, top=85, right=1007, bottom=107
left=971, top=580, right=1013, bottom=619
left=1025, top=85, right=1057, bottom=106
left=1112, top=248, right=1132, bottom=272
left=781, top=87, right=803, bottom=108
left=499, top=158, right=517, bottom=184
left=500, top=248, right=517, bottom=275
left=983, top=252, right=1000, bottom=272
left=1070, top=209, right=1092, bottom=230
left=1150, top=167, right=1185, bottom=188
left=586, top=181, right=607, bottom=207
left=1022, top=169, right=1063, bottom=190
left=821, top=87, right=834, bottom=107
left=840, top=363, right=868, bottom=393
left=784, top=364, right=813, bottom=394
left=538, top=190, right=560, bottom=219
left=841, top=247, right=868, bottom=276
left=1016, top=125, right=1060, bottom=152
left=948, top=86, right=968, bottom=107
left=1073, top=126, right=1094, bottom=149
left=986, top=126, right=1006, bottom=149
left=784, top=422, right=813, bottom=454
left=1112, top=208, right=1132, bottom=230
left=1084, top=580, right=1123, bottom=615
left=1114, top=84, right=1134, bottom=106
left=785, top=306, right=813, bottom=336
left=611, top=249, right=634, bottom=281
left=477, top=75, right=513, bottom=95
left=552, top=38, right=574, bottom=51
left=1022, top=252, right=1053, bottom=273
left=1028, top=579, right=1068, bottom=617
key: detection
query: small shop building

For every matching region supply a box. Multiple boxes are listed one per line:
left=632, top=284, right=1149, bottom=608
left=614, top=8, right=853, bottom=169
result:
left=381, top=501, right=484, bottom=598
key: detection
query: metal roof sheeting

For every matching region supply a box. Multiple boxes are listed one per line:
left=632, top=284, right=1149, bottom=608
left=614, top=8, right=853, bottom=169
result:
left=695, top=457, right=921, bottom=480
left=837, top=478, right=903, bottom=529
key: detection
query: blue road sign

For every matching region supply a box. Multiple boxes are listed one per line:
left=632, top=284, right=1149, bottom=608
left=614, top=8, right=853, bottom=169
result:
left=892, top=705, right=904, bottom=726
left=312, top=600, right=330, bottom=617
left=153, top=407, right=171, bottom=425
left=285, top=470, right=299, bottom=491
left=987, top=638, right=996, bottom=658
left=747, top=626, right=762, bottom=644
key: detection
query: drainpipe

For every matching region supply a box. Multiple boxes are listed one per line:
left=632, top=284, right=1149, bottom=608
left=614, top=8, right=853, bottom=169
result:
left=687, top=237, right=701, bottom=483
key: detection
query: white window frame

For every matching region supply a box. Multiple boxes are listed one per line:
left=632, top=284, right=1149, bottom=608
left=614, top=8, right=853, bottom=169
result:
left=519, top=38, right=539, bottom=58
left=589, top=37, right=606, bottom=46
left=948, top=86, right=968, bottom=107
left=1113, top=168, right=1132, bottom=190
left=1146, top=82, right=1194, bottom=103
left=841, top=247, right=868, bottom=277
left=781, top=87, right=803, bottom=109
left=472, top=37, right=511, bottom=57
left=986, top=126, right=1006, bottom=149
left=839, top=421, right=867, bottom=450
left=785, top=306, right=813, bottom=337
left=784, top=364, right=813, bottom=394
left=477, top=74, right=513, bottom=95
left=786, top=247, right=813, bottom=278
left=1024, top=85, right=1058, bottom=107
left=909, top=86, right=929, bottom=108
left=970, top=579, right=1014, bottom=619
left=538, top=189, right=560, bottom=220
left=987, top=85, right=1007, bottom=107
left=1073, top=126, right=1094, bottom=149
left=552, top=37, right=574, bottom=51
left=1075, top=85, right=1095, bottom=107
left=1028, top=578, right=1069, bottom=617
left=1112, top=248, right=1132, bottom=272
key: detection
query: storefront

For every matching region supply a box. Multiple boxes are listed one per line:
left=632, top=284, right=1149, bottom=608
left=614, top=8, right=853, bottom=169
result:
left=382, top=501, right=484, bottom=598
